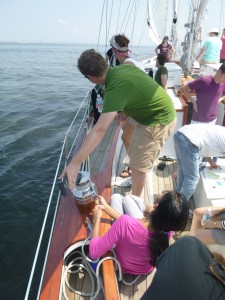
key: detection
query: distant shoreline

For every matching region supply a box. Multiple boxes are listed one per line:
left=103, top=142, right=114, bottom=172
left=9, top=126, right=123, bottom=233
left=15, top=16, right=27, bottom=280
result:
left=0, top=41, right=153, bottom=47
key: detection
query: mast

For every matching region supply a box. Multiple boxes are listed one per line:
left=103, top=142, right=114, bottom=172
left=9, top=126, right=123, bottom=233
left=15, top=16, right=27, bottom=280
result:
left=181, top=0, right=209, bottom=76
left=170, top=0, right=180, bottom=60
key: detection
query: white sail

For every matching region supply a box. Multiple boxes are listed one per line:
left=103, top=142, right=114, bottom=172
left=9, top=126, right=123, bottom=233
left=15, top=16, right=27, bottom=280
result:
left=147, top=0, right=169, bottom=45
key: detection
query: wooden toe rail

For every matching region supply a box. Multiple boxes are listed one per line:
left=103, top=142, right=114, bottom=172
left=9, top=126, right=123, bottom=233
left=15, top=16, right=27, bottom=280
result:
left=39, top=125, right=121, bottom=300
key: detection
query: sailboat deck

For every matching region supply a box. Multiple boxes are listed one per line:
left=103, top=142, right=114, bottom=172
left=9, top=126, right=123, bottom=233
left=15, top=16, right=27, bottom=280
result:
left=63, top=121, right=192, bottom=299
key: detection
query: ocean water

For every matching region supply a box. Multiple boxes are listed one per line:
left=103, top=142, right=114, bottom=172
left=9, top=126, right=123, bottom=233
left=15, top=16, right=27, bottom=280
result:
left=0, top=42, right=154, bottom=300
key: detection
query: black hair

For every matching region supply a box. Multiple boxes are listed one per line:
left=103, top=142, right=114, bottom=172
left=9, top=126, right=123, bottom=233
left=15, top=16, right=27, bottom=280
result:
left=219, top=62, right=225, bottom=74
left=149, top=191, right=189, bottom=266
left=157, top=53, right=167, bottom=66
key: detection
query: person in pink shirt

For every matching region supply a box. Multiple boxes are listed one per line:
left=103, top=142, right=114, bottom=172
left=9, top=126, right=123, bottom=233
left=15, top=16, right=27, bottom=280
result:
left=220, top=28, right=225, bottom=63
left=155, top=36, right=175, bottom=62
left=89, top=191, right=189, bottom=275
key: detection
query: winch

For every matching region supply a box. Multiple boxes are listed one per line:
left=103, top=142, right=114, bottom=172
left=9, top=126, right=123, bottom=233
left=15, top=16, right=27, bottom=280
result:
left=73, top=171, right=98, bottom=208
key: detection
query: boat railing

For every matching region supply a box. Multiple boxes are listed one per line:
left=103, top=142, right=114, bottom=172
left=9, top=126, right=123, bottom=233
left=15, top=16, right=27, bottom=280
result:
left=24, top=89, right=93, bottom=300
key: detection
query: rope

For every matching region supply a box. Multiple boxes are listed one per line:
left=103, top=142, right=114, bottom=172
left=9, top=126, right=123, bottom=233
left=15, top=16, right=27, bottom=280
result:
left=62, top=236, right=143, bottom=299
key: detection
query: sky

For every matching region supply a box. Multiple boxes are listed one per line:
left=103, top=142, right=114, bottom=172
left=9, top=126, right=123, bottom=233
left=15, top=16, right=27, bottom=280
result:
left=0, top=0, right=225, bottom=46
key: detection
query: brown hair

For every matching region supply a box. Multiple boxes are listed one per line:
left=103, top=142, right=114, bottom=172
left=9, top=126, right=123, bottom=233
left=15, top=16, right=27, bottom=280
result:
left=114, top=34, right=130, bottom=48
left=77, top=49, right=108, bottom=77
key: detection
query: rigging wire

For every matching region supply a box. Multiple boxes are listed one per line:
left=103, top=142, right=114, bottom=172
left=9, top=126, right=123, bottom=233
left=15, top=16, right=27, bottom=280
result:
left=116, top=0, right=122, bottom=33
left=123, top=0, right=136, bottom=34
left=97, top=0, right=106, bottom=51
left=119, top=0, right=133, bottom=33
left=137, top=7, right=148, bottom=47
left=105, top=0, right=108, bottom=51
left=106, top=0, right=114, bottom=40
left=130, top=0, right=141, bottom=49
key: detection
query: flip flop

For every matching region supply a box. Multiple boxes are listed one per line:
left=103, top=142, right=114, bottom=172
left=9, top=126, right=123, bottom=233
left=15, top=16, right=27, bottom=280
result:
left=119, top=167, right=132, bottom=178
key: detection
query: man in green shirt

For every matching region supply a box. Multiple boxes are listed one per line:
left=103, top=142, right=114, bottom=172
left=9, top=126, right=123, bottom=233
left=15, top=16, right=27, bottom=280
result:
left=60, top=49, right=176, bottom=196
left=154, top=53, right=168, bottom=90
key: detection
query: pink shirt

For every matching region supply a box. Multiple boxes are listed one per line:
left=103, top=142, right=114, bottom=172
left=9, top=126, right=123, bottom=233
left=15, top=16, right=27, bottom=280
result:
left=221, top=36, right=225, bottom=59
left=90, top=215, right=173, bottom=275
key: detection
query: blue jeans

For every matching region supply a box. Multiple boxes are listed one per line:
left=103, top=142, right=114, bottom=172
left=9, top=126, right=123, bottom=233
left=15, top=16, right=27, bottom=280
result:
left=174, top=132, right=200, bottom=201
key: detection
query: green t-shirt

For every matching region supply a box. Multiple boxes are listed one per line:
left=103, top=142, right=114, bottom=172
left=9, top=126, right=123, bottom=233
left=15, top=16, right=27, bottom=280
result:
left=154, top=66, right=168, bottom=87
left=102, top=64, right=175, bottom=126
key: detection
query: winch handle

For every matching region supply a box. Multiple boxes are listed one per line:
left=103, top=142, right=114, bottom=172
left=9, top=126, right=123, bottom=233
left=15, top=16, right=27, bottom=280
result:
left=76, top=172, right=82, bottom=184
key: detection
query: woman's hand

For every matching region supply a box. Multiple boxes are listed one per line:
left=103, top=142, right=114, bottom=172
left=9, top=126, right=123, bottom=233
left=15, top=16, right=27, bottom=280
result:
left=95, top=196, right=108, bottom=210
left=92, top=204, right=102, bottom=219
left=203, top=220, right=215, bottom=229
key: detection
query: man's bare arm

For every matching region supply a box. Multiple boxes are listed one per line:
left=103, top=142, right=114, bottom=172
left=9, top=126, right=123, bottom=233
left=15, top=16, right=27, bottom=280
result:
left=60, top=111, right=117, bottom=190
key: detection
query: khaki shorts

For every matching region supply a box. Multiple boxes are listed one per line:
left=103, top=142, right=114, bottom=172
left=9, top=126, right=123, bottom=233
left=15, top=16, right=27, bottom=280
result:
left=128, top=118, right=176, bottom=172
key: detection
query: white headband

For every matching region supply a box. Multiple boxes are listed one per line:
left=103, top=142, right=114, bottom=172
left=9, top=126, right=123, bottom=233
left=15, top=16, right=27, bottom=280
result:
left=109, top=36, right=128, bottom=52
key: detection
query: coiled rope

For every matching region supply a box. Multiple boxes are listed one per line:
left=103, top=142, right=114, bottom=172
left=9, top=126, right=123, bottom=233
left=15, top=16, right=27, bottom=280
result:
left=62, top=235, right=141, bottom=299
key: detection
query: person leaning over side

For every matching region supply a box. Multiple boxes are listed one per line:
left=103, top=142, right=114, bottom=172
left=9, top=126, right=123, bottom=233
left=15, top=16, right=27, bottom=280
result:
left=179, top=62, right=225, bottom=125
left=154, top=53, right=168, bottom=90
left=60, top=49, right=176, bottom=196
left=190, top=206, right=225, bottom=245
left=196, top=27, right=222, bottom=65
left=90, top=191, right=189, bottom=275
left=174, top=124, right=225, bottom=202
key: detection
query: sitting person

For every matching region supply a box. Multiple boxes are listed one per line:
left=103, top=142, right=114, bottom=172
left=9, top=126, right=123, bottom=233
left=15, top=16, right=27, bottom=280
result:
left=141, top=236, right=225, bottom=299
left=190, top=206, right=225, bottom=245
left=89, top=191, right=189, bottom=274
left=154, top=53, right=168, bottom=90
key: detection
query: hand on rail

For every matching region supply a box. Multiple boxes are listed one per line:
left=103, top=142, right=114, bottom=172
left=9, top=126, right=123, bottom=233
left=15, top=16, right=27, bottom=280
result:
left=59, top=161, right=79, bottom=191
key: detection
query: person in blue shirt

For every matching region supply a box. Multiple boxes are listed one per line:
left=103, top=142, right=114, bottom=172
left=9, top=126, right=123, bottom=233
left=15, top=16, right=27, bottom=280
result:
left=196, top=27, right=222, bottom=65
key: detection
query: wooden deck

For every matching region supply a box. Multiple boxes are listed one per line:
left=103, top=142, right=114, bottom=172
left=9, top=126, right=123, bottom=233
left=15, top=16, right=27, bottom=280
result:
left=61, top=121, right=193, bottom=300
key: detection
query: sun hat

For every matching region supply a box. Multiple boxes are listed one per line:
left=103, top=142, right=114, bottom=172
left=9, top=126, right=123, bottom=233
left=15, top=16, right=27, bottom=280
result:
left=208, top=27, right=220, bottom=34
